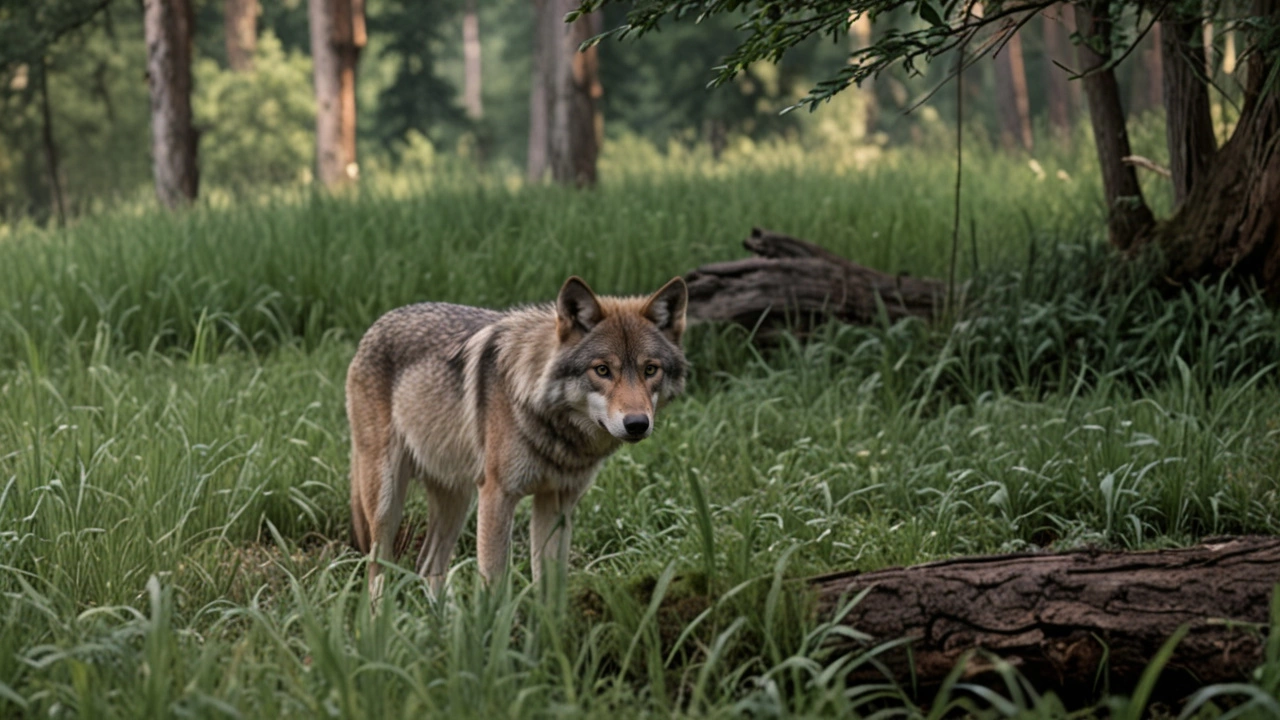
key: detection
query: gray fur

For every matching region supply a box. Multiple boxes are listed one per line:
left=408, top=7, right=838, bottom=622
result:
left=346, top=277, right=689, bottom=601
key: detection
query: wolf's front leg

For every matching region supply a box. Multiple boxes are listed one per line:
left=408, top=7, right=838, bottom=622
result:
left=476, top=476, right=522, bottom=585
left=417, top=480, right=477, bottom=598
left=530, top=488, right=584, bottom=584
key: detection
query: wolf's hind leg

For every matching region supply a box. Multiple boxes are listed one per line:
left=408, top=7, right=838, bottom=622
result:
left=349, top=442, right=373, bottom=554
left=367, top=438, right=413, bottom=605
left=416, top=480, right=476, bottom=598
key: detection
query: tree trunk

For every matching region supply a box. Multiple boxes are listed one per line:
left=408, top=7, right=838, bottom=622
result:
left=1223, top=27, right=1237, bottom=74
left=38, top=59, right=66, bottom=225
left=143, top=0, right=199, bottom=209
left=849, top=13, right=877, bottom=138
left=683, top=228, right=947, bottom=335
left=527, top=0, right=551, bottom=182
left=1129, top=22, right=1163, bottom=116
left=1160, top=11, right=1217, bottom=205
left=309, top=0, right=365, bottom=189
left=547, top=0, right=601, bottom=188
left=1041, top=6, right=1073, bottom=140
left=812, top=537, right=1280, bottom=698
left=462, top=0, right=483, bottom=120
left=223, top=0, right=257, bottom=72
left=1145, top=0, right=1280, bottom=294
left=1074, top=0, right=1154, bottom=250
left=993, top=31, right=1032, bottom=152
left=1203, top=20, right=1215, bottom=77
left=1063, top=7, right=1085, bottom=122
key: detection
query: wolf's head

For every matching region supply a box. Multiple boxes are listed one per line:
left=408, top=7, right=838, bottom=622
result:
left=553, top=276, right=689, bottom=443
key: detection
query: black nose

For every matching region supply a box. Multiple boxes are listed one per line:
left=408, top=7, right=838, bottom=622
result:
left=623, top=414, right=650, bottom=436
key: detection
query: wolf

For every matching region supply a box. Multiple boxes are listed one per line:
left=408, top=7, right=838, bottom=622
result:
left=346, top=276, right=689, bottom=600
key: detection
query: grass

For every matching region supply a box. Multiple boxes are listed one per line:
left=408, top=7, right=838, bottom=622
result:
left=1, top=138, right=1278, bottom=717
left=0, top=129, right=1119, bottom=366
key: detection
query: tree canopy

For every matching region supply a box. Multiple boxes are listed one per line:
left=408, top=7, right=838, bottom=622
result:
left=0, top=0, right=113, bottom=71
left=582, top=0, right=1279, bottom=113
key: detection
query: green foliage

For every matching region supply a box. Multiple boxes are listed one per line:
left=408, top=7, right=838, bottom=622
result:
left=597, top=5, right=845, bottom=148
left=193, top=33, right=316, bottom=189
left=0, top=1, right=151, bottom=217
left=370, top=0, right=467, bottom=155
left=588, top=0, right=1278, bottom=112
left=0, top=138, right=1106, bottom=366
left=2, top=118, right=1279, bottom=719
left=0, top=0, right=112, bottom=71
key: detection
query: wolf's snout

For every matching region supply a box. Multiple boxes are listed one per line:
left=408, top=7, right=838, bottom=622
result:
left=623, top=414, right=650, bottom=437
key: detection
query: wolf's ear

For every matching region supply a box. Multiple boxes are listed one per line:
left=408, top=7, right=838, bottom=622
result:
left=557, top=276, right=604, bottom=343
left=642, top=277, right=688, bottom=344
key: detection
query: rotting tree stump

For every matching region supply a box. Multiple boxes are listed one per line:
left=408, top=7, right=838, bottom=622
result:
left=683, top=228, right=948, bottom=334
left=810, top=537, right=1280, bottom=699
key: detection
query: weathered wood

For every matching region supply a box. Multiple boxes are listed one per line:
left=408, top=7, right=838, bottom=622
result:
left=684, top=228, right=947, bottom=333
left=811, top=537, right=1280, bottom=697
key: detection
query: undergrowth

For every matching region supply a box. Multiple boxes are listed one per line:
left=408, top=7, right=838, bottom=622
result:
left=1, top=148, right=1277, bottom=717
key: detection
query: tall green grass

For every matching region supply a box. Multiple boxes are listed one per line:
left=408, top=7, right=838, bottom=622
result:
left=0, top=139, right=1114, bottom=369
left=1, top=141, right=1277, bottom=717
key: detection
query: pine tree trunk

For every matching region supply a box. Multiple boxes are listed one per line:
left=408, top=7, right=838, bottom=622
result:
left=223, top=0, right=257, bottom=72
left=994, top=31, right=1033, bottom=151
left=143, top=0, right=199, bottom=209
left=462, top=0, right=483, bottom=120
left=527, top=0, right=551, bottom=182
left=1145, top=0, right=1280, bottom=293
left=38, top=59, right=66, bottom=225
left=1073, top=0, right=1154, bottom=249
left=548, top=0, right=600, bottom=188
left=1042, top=6, right=1074, bottom=140
left=308, top=0, right=365, bottom=188
left=1160, top=11, right=1217, bottom=205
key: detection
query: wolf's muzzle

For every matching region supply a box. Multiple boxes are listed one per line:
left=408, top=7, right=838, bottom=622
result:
left=623, top=414, right=650, bottom=438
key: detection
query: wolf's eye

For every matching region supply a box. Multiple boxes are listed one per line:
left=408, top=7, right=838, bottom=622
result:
left=594, top=365, right=611, bottom=377
left=644, top=364, right=659, bottom=377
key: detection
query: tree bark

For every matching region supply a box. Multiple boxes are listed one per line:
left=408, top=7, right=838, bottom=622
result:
left=143, top=0, right=199, bottom=209
left=1145, top=0, right=1280, bottom=294
left=1042, top=6, right=1074, bottom=140
left=462, top=0, right=483, bottom=120
left=1160, top=11, right=1217, bottom=205
left=38, top=58, right=66, bottom=225
left=812, top=537, right=1280, bottom=698
left=993, top=31, right=1033, bottom=152
left=683, top=228, right=947, bottom=334
left=547, top=0, right=601, bottom=187
left=223, top=0, right=257, bottom=72
left=527, top=0, right=551, bottom=182
left=1074, top=0, right=1154, bottom=250
left=309, top=0, right=365, bottom=189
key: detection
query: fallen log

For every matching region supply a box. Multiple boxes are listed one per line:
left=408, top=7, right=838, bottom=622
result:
left=811, top=536, right=1279, bottom=699
left=683, top=228, right=949, bottom=334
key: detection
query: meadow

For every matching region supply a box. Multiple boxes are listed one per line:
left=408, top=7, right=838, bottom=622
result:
left=1, top=136, right=1279, bottom=718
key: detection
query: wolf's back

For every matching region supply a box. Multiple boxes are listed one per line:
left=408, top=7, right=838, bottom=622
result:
left=349, top=302, right=504, bottom=388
